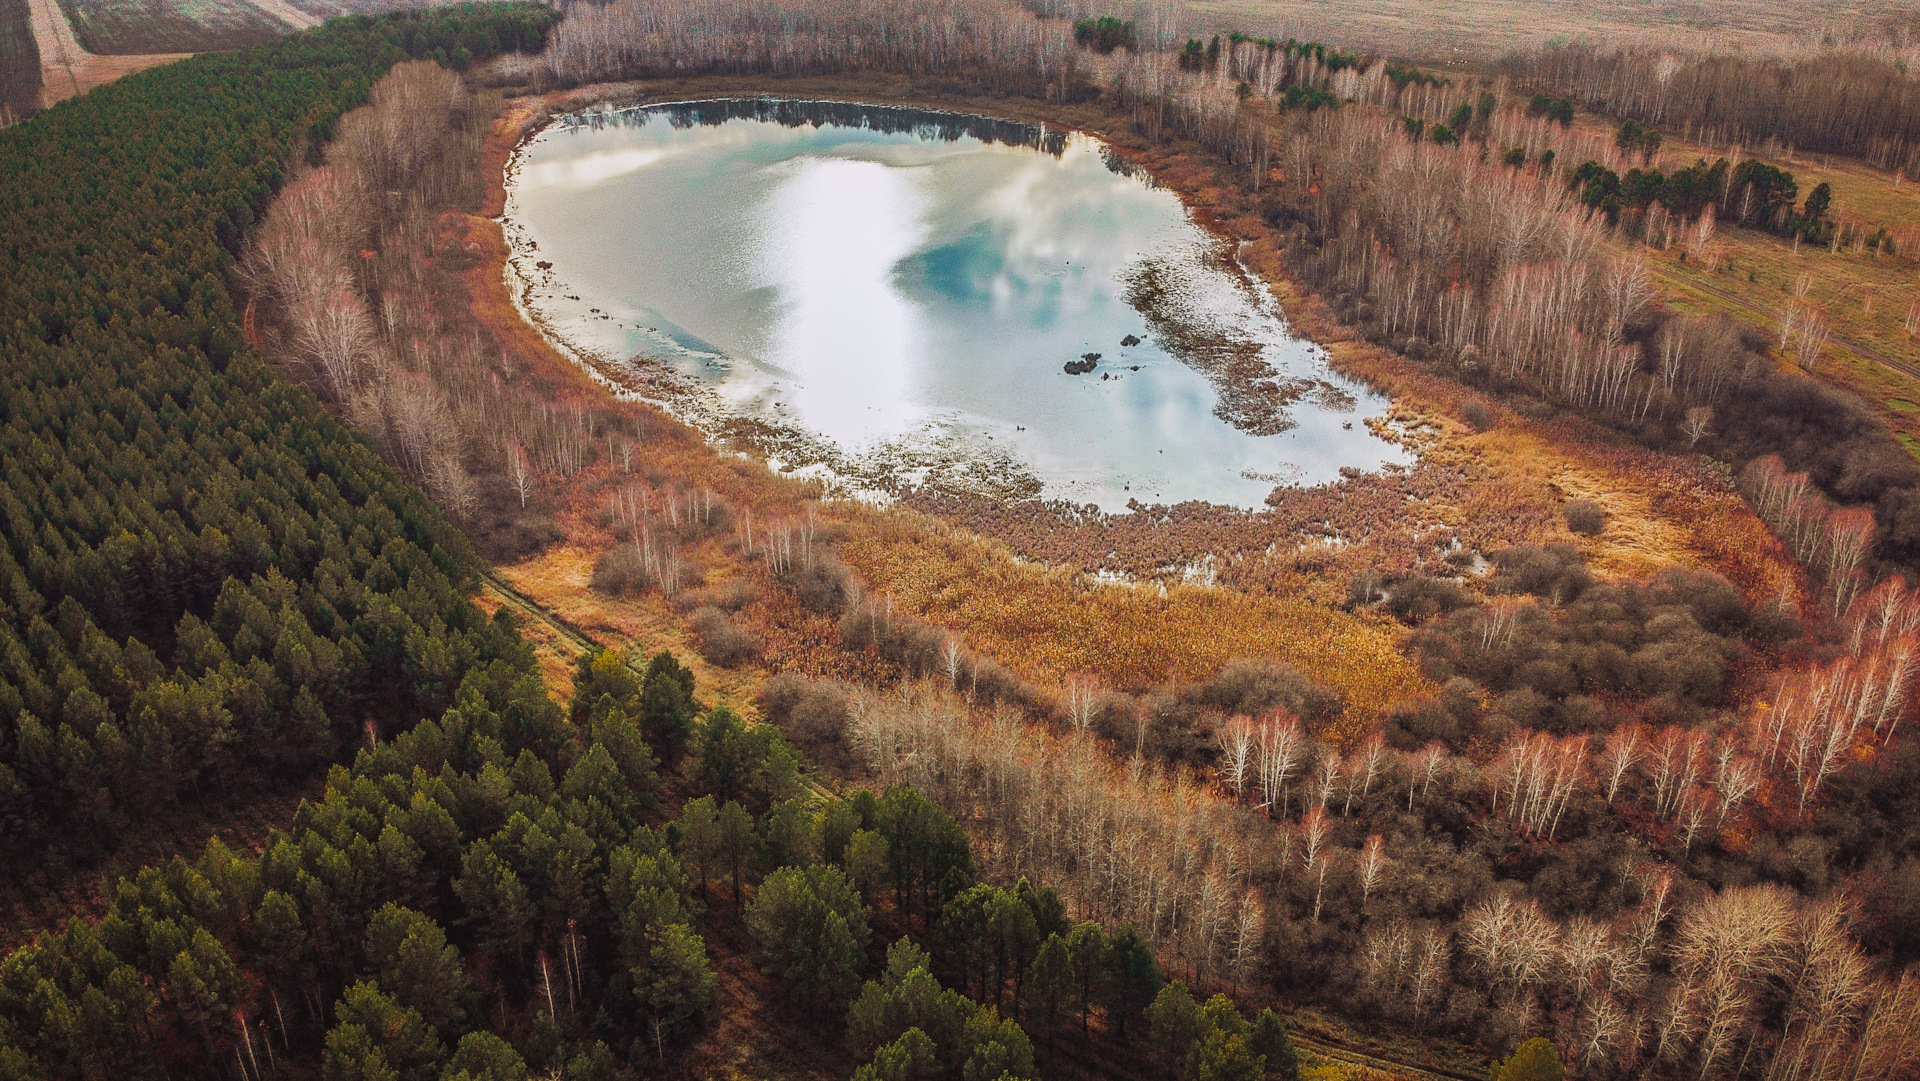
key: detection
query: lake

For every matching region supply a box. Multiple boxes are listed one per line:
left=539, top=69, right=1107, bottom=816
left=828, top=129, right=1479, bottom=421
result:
left=503, top=98, right=1409, bottom=510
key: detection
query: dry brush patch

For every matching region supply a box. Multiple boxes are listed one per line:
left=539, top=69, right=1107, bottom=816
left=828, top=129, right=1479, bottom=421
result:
left=836, top=509, right=1429, bottom=727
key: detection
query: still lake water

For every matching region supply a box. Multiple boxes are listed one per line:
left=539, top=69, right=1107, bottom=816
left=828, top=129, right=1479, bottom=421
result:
left=503, top=99, right=1408, bottom=509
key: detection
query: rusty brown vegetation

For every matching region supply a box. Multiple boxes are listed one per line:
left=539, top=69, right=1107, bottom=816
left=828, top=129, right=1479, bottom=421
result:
left=217, top=7, right=1920, bottom=1076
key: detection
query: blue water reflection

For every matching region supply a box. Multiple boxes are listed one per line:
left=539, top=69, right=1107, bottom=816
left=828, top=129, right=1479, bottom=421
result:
left=504, top=99, right=1408, bottom=509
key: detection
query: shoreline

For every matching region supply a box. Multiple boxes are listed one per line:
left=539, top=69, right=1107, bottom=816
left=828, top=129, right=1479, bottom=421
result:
left=469, top=72, right=1805, bottom=611
left=496, top=92, right=1411, bottom=512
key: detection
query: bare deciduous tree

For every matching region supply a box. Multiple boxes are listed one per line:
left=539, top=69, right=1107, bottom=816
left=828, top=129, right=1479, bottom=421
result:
left=1216, top=715, right=1255, bottom=800
left=1357, top=833, right=1385, bottom=906
left=1682, top=405, right=1714, bottom=446
left=506, top=441, right=534, bottom=508
left=291, top=287, right=376, bottom=402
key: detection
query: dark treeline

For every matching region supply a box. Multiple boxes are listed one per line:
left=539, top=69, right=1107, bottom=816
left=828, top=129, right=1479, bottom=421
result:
left=0, top=2, right=555, bottom=879
left=1499, top=42, right=1920, bottom=176
left=0, top=623, right=1313, bottom=1080
left=540, top=0, right=1082, bottom=99
left=575, top=96, right=1071, bottom=157
left=1567, top=154, right=1839, bottom=243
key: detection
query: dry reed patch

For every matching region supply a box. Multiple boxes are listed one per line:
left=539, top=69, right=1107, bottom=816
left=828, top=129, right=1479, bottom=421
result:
left=1543, top=463, right=1690, bottom=580
left=835, top=510, right=1431, bottom=726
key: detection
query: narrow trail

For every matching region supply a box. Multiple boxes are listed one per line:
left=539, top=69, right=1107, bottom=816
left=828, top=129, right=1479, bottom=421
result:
left=25, top=0, right=81, bottom=100
left=1660, top=266, right=1920, bottom=384
left=478, top=569, right=839, bottom=804
left=1289, top=1031, right=1480, bottom=1081
left=481, top=567, right=602, bottom=656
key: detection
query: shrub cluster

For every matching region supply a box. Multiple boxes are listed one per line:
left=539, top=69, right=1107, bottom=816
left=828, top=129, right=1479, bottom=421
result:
left=1393, top=546, right=1793, bottom=746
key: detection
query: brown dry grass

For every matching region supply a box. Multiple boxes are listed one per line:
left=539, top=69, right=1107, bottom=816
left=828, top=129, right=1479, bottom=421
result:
left=839, top=507, right=1428, bottom=721
left=453, top=72, right=1810, bottom=739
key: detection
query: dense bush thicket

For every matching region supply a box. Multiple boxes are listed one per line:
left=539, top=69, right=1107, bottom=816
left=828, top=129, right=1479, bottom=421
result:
left=1403, top=547, right=1793, bottom=744
left=0, top=4, right=554, bottom=870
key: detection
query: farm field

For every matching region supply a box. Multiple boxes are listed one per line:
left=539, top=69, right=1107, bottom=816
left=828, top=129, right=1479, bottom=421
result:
left=1185, top=0, right=1920, bottom=64
left=22, top=0, right=188, bottom=105
left=53, top=0, right=296, bottom=54
left=0, top=0, right=37, bottom=120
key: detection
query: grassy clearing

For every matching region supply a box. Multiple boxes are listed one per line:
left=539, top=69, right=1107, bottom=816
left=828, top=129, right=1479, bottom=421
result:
left=839, top=508, right=1431, bottom=723
left=1590, top=123, right=1920, bottom=454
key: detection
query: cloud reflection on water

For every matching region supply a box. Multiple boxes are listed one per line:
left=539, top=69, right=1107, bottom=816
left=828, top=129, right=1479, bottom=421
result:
left=506, top=100, right=1409, bottom=509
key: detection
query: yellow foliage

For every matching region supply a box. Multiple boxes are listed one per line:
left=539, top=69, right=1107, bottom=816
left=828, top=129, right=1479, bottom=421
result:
left=838, top=511, right=1432, bottom=728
